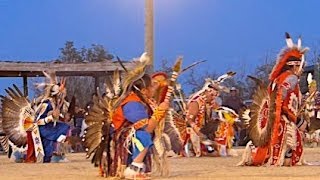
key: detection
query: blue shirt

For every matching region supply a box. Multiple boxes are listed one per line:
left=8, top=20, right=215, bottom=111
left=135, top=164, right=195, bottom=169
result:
left=122, top=102, right=149, bottom=123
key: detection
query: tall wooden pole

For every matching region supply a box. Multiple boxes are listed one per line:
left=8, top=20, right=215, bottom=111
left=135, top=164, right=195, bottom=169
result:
left=145, top=0, right=154, bottom=73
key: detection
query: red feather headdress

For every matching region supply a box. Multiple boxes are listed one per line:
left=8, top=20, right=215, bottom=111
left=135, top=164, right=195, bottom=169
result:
left=269, top=32, right=309, bottom=81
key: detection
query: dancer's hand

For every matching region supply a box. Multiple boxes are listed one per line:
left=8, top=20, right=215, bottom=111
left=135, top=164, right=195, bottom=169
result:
left=52, top=109, right=60, bottom=119
left=158, top=101, right=169, bottom=111
left=151, top=101, right=169, bottom=122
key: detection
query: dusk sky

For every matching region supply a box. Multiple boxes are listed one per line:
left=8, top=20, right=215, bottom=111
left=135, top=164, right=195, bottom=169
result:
left=1, top=0, right=320, bottom=96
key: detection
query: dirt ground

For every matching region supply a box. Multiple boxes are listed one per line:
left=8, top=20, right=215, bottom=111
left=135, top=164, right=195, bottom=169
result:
left=1, top=148, right=320, bottom=180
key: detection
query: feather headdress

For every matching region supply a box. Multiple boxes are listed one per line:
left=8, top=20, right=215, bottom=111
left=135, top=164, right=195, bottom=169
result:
left=35, top=71, right=66, bottom=101
left=189, top=71, right=236, bottom=100
left=216, top=106, right=239, bottom=124
left=105, top=68, right=121, bottom=99
left=307, top=73, right=317, bottom=89
left=114, top=52, right=151, bottom=108
left=269, top=32, right=309, bottom=81
left=1, top=84, right=34, bottom=147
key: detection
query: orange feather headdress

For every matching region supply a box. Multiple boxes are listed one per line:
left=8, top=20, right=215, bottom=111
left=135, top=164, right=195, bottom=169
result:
left=269, top=32, right=309, bottom=81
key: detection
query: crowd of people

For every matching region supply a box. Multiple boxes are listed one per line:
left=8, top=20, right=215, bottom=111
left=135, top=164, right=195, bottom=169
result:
left=1, top=33, right=320, bottom=179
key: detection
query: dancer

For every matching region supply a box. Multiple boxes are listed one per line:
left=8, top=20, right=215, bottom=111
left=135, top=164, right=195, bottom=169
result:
left=238, top=33, right=309, bottom=166
left=1, top=71, right=70, bottom=163
left=184, top=72, right=235, bottom=157
left=83, top=53, right=182, bottom=179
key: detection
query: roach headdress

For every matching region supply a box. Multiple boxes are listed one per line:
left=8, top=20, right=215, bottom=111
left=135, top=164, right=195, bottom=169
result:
left=269, top=32, right=309, bottom=81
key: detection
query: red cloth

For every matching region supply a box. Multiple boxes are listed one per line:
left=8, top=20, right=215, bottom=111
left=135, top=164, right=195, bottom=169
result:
left=25, top=131, right=36, bottom=163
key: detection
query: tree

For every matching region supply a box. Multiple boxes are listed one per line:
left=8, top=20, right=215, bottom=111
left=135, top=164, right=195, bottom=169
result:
left=59, top=41, right=82, bottom=63
left=309, top=41, right=320, bottom=65
left=175, top=51, right=276, bottom=102
left=58, top=41, right=113, bottom=107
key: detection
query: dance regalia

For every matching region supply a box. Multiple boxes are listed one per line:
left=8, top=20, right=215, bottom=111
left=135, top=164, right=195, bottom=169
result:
left=303, top=79, right=320, bottom=128
left=269, top=71, right=302, bottom=165
left=214, top=122, right=234, bottom=155
left=111, top=92, right=153, bottom=176
left=214, top=107, right=238, bottom=156
left=187, top=95, right=207, bottom=128
left=302, top=75, right=320, bottom=146
left=184, top=93, right=208, bottom=157
left=1, top=71, right=70, bottom=163
left=184, top=74, right=235, bottom=157
left=83, top=53, right=176, bottom=178
left=304, top=92, right=320, bottom=119
left=32, top=98, right=70, bottom=163
left=238, top=33, right=309, bottom=166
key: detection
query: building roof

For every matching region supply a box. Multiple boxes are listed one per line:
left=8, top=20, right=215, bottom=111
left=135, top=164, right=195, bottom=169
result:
left=0, top=60, right=135, bottom=77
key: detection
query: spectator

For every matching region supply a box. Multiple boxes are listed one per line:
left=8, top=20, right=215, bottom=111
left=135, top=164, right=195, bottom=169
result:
left=72, top=106, right=85, bottom=137
left=222, top=87, right=245, bottom=113
left=222, top=87, right=245, bottom=146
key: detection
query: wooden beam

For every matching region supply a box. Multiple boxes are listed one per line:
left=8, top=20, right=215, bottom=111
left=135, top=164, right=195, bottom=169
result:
left=0, top=61, right=134, bottom=77
left=0, top=61, right=135, bottom=72
left=23, top=76, right=28, bottom=97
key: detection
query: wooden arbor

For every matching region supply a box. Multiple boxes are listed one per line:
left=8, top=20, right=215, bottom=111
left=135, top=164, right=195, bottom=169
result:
left=0, top=61, right=135, bottom=96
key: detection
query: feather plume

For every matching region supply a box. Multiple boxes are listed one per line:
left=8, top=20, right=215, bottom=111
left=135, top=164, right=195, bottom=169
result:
left=180, top=60, right=206, bottom=73
left=105, top=77, right=115, bottom=99
left=297, top=36, right=302, bottom=49
left=139, top=52, right=151, bottom=64
left=299, top=54, right=305, bottom=75
left=164, top=109, right=184, bottom=143
left=113, top=69, right=121, bottom=96
left=42, top=70, right=57, bottom=84
left=216, top=71, right=236, bottom=83
left=13, top=84, right=24, bottom=97
left=116, top=56, right=128, bottom=72
left=114, top=53, right=150, bottom=108
left=172, top=56, right=183, bottom=73
left=1, top=85, right=34, bottom=147
left=307, top=73, right=313, bottom=85
left=247, top=82, right=276, bottom=146
left=0, top=135, right=9, bottom=153
left=285, top=32, right=294, bottom=48
left=83, top=81, right=114, bottom=177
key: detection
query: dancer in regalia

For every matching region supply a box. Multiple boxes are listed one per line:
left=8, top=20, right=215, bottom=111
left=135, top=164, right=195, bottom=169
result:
left=83, top=53, right=184, bottom=179
left=238, top=33, right=309, bottom=166
left=1, top=71, right=70, bottom=163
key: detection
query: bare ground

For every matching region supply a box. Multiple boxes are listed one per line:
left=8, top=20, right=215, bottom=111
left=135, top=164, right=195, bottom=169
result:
left=1, top=148, right=320, bottom=180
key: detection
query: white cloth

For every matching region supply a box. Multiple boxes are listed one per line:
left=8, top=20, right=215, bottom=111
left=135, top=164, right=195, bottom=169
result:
left=80, top=120, right=88, bottom=137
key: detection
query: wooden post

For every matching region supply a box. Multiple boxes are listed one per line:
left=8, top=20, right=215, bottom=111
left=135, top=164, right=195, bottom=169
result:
left=145, top=0, right=154, bottom=73
left=23, top=76, right=28, bottom=97
left=94, top=76, right=99, bottom=94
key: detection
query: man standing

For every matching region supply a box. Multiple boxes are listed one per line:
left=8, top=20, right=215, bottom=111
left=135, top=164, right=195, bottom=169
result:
left=223, top=87, right=245, bottom=114
left=223, top=87, right=245, bottom=146
left=238, top=33, right=309, bottom=166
